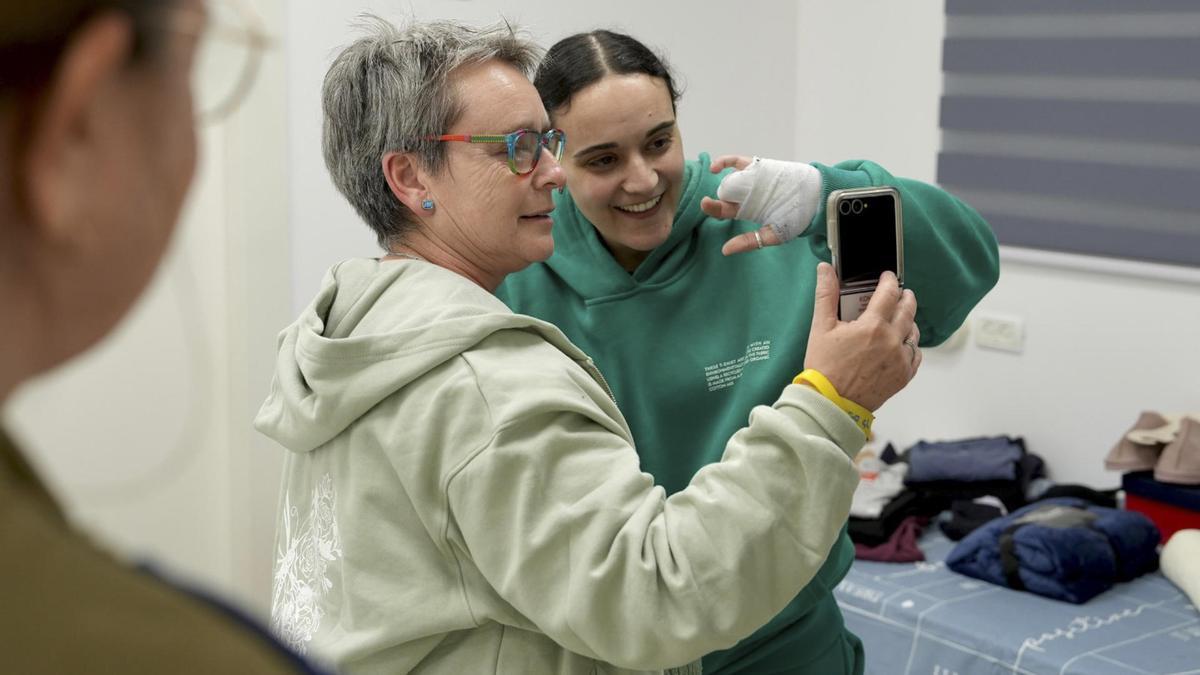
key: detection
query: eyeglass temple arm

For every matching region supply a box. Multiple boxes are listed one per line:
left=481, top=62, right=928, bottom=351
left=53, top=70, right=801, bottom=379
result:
left=434, top=134, right=507, bottom=143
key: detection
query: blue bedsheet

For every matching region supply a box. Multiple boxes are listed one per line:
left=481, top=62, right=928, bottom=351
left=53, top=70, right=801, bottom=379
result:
left=837, top=530, right=1200, bottom=674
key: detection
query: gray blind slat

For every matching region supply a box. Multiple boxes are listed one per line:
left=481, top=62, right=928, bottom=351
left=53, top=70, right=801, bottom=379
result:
left=940, top=97, right=1200, bottom=145
left=943, top=37, right=1200, bottom=78
left=937, top=153, right=1200, bottom=212
left=939, top=5, right=1200, bottom=267
left=975, top=212, right=1200, bottom=267
left=947, top=0, right=1199, bottom=16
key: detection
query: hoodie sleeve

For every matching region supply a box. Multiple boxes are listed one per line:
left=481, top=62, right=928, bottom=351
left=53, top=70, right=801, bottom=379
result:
left=808, top=160, right=1001, bottom=347
left=444, top=359, right=863, bottom=671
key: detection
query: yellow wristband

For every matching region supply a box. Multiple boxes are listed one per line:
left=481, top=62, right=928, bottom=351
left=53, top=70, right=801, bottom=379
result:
left=792, top=369, right=874, bottom=439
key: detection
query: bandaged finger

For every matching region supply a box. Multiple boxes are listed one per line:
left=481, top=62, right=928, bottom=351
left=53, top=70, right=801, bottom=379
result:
left=715, top=157, right=822, bottom=243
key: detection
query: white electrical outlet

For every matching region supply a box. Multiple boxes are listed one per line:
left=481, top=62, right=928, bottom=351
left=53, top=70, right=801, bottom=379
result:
left=974, top=313, right=1025, bottom=353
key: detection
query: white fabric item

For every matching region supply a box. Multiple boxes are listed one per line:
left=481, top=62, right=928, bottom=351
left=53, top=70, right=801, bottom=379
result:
left=1160, top=529, right=1200, bottom=614
left=850, top=461, right=908, bottom=519
left=716, top=157, right=822, bottom=243
left=972, top=495, right=1008, bottom=516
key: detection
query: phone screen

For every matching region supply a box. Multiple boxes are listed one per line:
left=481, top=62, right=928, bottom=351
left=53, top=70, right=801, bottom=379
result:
left=837, top=193, right=899, bottom=286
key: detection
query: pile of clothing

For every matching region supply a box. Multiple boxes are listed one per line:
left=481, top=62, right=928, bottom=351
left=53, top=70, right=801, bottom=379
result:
left=904, top=436, right=1041, bottom=513
left=1105, top=411, right=1200, bottom=484
left=849, top=436, right=1044, bottom=561
left=1106, top=411, right=1200, bottom=542
left=847, top=429, right=1170, bottom=605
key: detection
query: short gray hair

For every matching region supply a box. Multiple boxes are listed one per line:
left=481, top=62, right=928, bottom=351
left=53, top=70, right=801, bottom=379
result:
left=322, top=15, right=541, bottom=248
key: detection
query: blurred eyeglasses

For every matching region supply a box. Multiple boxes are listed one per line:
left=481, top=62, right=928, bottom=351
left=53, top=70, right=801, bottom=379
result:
left=433, top=129, right=566, bottom=175
left=167, top=0, right=271, bottom=124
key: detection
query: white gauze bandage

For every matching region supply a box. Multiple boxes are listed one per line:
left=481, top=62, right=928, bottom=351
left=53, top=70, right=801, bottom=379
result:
left=715, top=157, right=822, bottom=243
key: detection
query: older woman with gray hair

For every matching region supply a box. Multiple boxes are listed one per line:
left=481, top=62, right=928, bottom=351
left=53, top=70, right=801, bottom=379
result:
left=256, top=15, right=921, bottom=674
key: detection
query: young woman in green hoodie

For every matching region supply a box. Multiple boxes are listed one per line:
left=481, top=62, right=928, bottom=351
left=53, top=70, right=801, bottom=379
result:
left=496, top=30, right=1002, bottom=675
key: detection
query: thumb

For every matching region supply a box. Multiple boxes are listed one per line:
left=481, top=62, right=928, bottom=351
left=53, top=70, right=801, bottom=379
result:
left=811, top=262, right=840, bottom=330
left=715, top=161, right=758, bottom=204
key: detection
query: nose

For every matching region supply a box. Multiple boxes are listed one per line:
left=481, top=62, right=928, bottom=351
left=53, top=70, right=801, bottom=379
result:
left=622, top=153, right=657, bottom=195
left=532, top=147, right=565, bottom=191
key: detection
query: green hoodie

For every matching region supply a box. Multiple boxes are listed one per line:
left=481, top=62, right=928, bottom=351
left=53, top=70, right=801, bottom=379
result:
left=497, top=154, right=1000, bottom=673
left=256, top=258, right=872, bottom=674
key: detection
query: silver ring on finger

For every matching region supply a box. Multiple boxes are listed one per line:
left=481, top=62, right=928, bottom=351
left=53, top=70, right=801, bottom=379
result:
left=903, top=336, right=918, bottom=366
left=753, top=229, right=764, bottom=249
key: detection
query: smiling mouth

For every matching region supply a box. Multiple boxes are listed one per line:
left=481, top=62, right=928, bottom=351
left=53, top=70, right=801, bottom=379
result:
left=614, top=194, right=663, bottom=214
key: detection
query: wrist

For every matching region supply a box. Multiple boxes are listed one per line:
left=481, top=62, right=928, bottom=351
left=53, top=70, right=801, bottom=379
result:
left=792, top=369, right=873, bottom=439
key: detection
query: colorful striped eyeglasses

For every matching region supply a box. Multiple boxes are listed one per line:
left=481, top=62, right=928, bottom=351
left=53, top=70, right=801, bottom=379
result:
left=432, top=128, right=565, bottom=175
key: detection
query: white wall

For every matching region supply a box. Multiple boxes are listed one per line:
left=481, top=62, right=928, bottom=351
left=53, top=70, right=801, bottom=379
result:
left=288, top=0, right=1200, bottom=489
left=287, top=0, right=799, bottom=311
left=795, top=0, right=1200, bottom=488
left=795, top=1, right=945, bottom=180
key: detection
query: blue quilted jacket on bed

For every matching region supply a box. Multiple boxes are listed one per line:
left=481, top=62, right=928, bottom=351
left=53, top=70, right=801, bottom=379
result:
left=945, top=497, right=1159, bottom=603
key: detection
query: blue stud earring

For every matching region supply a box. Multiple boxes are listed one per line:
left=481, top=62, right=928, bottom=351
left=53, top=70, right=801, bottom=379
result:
left=421, top=198, right=435, bottom=211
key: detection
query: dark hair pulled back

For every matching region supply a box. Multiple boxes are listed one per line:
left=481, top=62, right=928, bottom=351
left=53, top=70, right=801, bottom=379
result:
left=534, top=29, right=680, bottom=118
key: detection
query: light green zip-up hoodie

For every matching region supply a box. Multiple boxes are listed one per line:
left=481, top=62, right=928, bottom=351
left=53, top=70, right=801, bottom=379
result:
left=256, top=257, right=866, bottom=674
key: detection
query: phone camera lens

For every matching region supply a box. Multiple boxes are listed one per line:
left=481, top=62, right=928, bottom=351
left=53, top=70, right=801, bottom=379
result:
left=839, top=201, right=852, bottom=215
left=851, top=199, right=863, bottom=214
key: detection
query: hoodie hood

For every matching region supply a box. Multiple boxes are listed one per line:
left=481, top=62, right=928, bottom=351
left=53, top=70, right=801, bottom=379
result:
left=542, top=152, right=725, bottom=300
left=255, top=258, right=584, bottom=454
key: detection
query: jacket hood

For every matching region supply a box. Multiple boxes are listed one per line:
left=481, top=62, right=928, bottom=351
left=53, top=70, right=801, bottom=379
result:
left=543, top=152, right=725, bottom=300
left=255, top=258, right=580, bottom=453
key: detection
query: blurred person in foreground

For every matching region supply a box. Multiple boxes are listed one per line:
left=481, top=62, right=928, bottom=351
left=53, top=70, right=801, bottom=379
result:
left=0, top=0, right=320, bottom=671
left=256, top=16, right=921, bottom=674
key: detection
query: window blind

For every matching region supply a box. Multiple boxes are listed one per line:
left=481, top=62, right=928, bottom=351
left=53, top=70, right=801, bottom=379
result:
left=938, top=0, right=1200, bottom=267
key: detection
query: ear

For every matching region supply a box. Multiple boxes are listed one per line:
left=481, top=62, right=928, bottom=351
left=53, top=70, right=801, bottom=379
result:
left=382, top=151, right=432, bottom=214
left=21, top=13, right=133, bottom=245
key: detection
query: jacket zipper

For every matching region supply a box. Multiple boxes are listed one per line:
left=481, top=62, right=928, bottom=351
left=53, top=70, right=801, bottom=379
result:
left=580, top=358, right=617, bottom=404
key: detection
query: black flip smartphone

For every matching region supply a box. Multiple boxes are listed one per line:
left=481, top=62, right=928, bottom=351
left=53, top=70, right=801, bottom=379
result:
left=826, top=187, right=904, bottom=320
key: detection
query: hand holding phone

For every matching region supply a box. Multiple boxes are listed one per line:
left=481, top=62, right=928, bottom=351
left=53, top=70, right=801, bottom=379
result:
left=804, top=263, right=921, bottom=411
left=826, top=187, right=904, bottom=320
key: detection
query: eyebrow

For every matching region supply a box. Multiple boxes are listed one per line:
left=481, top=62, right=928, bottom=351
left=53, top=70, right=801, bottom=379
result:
left=572, top=120, right=676, bottom=159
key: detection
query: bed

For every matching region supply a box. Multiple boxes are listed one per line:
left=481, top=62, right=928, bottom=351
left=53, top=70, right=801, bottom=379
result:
left=837, top=529, right=1200, bottom=674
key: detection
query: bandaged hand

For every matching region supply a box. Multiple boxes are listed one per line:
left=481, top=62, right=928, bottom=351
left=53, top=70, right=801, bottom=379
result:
left=700, top=155, right=823, bottom=255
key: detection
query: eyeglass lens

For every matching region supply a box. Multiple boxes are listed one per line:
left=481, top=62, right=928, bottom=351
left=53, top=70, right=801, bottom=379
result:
left=512, top=131, right=564, bottom=173
left=191, top=0, right=266, bottom=124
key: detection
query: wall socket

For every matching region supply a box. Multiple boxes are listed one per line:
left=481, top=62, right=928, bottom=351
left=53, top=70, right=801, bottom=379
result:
left=974, top=313, right=1025, bottom=353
